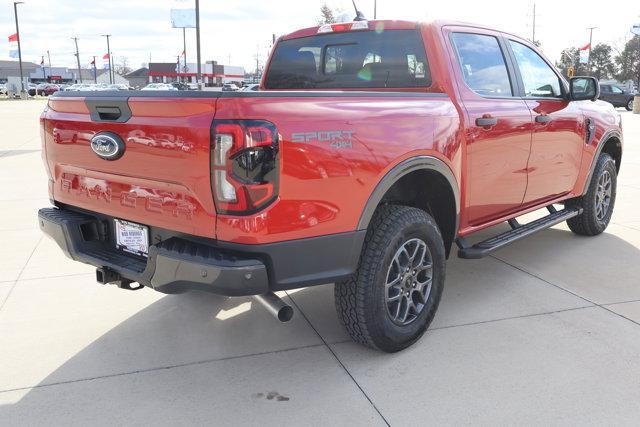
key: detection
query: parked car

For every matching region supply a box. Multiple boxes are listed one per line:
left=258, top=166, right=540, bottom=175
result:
left=141, top=83, right=178, bottom=91
left=599, top=83, right=636, bottom=111
left=241, top=83, right=259, bottom=91
left=222, top=83, right=239, bottom=91
left=27, top=83, right=38, bottom=96
left=170, top=82, right=189, bottom=91
left=0, top=83, right=6, bottom=95
left=36, top=84, right=60, bottom=96
left=40, top=19, right=623, bottom=352
left=108, top=83, right=133, bottom=91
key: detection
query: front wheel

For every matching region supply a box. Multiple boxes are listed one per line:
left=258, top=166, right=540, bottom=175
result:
left=566, top=153, right=617, bottom=236
left=627, top=99, right=634, bottom=111
left=334, top=205, right=445, bottom=352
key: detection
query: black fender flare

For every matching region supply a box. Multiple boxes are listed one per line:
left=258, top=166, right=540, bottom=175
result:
left=581, top=128, right=623, bottom=196
left=357, top=155, right=461, bottom=238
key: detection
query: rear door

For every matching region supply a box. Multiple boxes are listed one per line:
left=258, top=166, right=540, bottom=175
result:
left=446, top=28, right=533, bottom=225
left=505, top=39, right=584, bottom=204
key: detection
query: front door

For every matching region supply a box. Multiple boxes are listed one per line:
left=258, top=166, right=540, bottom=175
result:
left=506, top=40, right=584, bottom=205
left=447, top=29, right=533, bottom=226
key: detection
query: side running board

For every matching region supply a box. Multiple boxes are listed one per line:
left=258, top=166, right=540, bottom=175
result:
left=456, top=205, right=583, bottom=259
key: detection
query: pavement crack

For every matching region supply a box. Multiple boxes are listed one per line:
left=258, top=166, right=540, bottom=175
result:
left=285, top=290, right=391, bottom=427
left=0, top=235, right=43, bottom=313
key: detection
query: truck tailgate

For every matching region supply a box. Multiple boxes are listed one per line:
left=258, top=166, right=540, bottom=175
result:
left=42, top=95, right=218, bottom=238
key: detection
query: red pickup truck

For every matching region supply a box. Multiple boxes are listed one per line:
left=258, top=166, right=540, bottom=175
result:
left=39, top=20, right=623, bottom=352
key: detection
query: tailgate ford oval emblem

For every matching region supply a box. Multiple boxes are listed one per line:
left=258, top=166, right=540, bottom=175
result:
left=90, top=132, right=125, bottom=160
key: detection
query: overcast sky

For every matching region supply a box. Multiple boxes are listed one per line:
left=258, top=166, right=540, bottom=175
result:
left=1, top=0, right=639, bottom=73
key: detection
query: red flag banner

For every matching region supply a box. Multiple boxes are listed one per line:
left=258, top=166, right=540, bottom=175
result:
left=90, top=58, right=95, bottom=65
left=102, top=53, right=110, bottom=59
left=579, top=43, right=591, bottom=51
left=8, top=33, right=18, bottom=42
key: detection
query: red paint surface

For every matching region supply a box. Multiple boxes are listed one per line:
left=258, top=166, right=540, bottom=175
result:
left=41, top=21, right=622, bottom=245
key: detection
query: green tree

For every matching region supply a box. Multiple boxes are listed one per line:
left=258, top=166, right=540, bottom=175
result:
left=587, top=43, right=616, bottom=80
left=615, top=35, right=640, bottom=85
left=318, top=4, right=337, bottom=25
left=556, top=47, right=581, bottom=77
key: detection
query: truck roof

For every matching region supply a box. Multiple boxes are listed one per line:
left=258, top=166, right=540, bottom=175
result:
left=281, top=19, right=529, bottom=46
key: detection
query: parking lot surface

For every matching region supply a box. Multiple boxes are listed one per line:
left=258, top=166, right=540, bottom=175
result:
left=0, top=99, right=639, bottom=425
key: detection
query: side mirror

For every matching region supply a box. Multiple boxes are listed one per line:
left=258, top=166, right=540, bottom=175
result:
left=569, top=76, right=599, bottom=101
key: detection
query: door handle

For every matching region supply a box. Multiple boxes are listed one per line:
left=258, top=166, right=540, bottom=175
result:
left=475, top=117, right=498, bottom=127
left=535, top=115, right=552, bottom=124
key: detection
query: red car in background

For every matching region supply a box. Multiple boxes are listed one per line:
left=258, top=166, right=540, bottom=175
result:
left=34, top=84, right=60, bottom=96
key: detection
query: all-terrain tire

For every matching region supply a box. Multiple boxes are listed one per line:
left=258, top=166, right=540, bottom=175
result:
left=566, top=153, right=617, bottom=236
left=334, top=205, right=445, bottom=352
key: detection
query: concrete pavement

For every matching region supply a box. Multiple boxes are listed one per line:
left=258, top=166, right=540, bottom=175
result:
left=0, top=99, right=639, bottom=425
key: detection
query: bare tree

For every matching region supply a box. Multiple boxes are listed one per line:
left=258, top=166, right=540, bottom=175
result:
left=114, top=56, right=133, bottom=75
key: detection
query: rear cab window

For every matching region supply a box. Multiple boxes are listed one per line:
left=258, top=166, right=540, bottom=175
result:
left=264, top=29, right=430, bottom=89
left=450, top=32, right=513, bottom=97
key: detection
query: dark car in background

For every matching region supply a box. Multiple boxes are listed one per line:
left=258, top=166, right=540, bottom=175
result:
left=599, top=83, right=635, bottom=111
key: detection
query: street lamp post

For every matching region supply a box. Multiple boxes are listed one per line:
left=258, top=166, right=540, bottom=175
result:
left=13, top=1, right=25, bottom=95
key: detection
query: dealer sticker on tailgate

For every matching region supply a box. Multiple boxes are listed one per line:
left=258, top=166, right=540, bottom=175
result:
left=114, top=219, right=149, bottom=257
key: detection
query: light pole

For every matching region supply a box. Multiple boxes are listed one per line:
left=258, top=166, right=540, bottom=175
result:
left=101, top=34, right=113, bottom=84
left=195, top=0, right=202, bottom=89
left=13, top=1, right=25, bottom=95
left=47, top=50, right=52, bottom=82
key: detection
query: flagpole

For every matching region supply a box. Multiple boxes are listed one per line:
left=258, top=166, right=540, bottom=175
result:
left=101, top=34, right=113, bottom=84
left=13, top=2, right=25, bottom=95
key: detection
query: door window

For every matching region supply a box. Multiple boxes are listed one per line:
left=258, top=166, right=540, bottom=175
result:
left=611, top=86, right=624, bottom=94
left=509, top=41, right=562, bottom=98
left=451, top=32, right=512, bottom=97
left=600, top=85, right=611, bottom=93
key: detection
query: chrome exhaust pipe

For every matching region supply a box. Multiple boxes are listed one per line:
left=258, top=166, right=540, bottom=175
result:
left=254, top=292, right=294, bottom=322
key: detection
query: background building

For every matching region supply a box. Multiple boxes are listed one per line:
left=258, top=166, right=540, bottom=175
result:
left=0, top=60, right=38, bottom=83
left=148, top=61, right=245, bottom=86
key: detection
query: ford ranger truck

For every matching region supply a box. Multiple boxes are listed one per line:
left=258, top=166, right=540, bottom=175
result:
left=38, top=20, right=623, bottom=352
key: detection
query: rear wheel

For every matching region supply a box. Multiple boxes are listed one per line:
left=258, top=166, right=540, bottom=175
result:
left=334, top=205, right=445, bottom=352
left=566, top=153, right=617, bottom=236
left=627, top=99, right=634, bottom=111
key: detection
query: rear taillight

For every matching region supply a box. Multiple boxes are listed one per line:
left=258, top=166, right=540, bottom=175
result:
left=211, top=120, right=279, bottom=215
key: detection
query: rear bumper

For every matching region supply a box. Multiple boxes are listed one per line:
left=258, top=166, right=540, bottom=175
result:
left=38, top=207, right=268, bottom=296
left=37, top=206, right=365, bottom=296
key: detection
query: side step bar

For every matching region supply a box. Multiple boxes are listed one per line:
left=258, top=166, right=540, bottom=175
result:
left=457, top=206, right=583, bottom=259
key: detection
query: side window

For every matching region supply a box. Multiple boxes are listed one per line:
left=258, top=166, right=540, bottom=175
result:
left=600, top=85, right=611, bottom=93
left=451, top=32, right=512, bottom=97
left=611, top=86, right=624, bottom=94
left=509, top=41, right=562, bottom=98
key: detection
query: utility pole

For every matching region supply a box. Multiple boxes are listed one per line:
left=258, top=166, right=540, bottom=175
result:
left=374, top=0, right=377, bottom=19
left=92, top=56, right=97, bottom=83
left=13, top=2, right=25, bottom=95
left=177, top=55, right=181, bottom=83
left=101, top=34, right=113, bottom=84
left=182, top=27, right=187, bottom=79
left=586, top=26, right=597, bottom=72
left=195, top=0, right=202, bottom=89
left=47, top=50, right=51, bottom=82
left=71, top=37, right=82, bottom=83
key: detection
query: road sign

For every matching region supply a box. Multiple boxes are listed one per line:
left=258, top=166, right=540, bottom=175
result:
left=632, top=23, right=640, bottom=36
